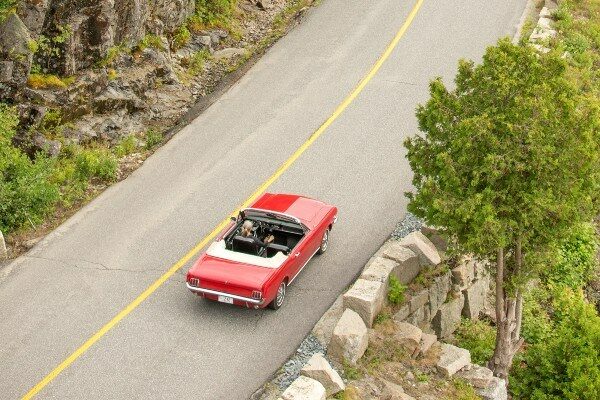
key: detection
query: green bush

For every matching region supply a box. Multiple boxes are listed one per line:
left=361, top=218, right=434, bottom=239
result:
left=521, top=286, right=553, bottom=344
left=0, top=104, right=60, bottom=233
left=454, top=318, right=496, bottom=365
left=189, top=0, right=237, bottom=30
left=542, top=223, right=598, bottom=290
left=114, top=135, right=138, bottom=157
left=144, top=129, right=163, bottom=150
left=172, top=25, right=191, bottom=50
left=74, top=147, right=118, bottom=182
left=387, top=275, right=406, bottom=305
left=511, top=289, right=600, bottom=400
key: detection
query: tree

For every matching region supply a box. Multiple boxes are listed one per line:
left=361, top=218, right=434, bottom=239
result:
left=404, top=38, right=600, bottom=379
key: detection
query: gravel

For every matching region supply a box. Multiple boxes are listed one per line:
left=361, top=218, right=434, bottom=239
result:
left=274, top=334, right=329, bottom=390
left=391, top=212, right=424, bottom=240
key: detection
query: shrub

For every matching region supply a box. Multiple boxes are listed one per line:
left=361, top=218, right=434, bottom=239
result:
left=172, top=25, right=191, bottom=50
left=511, top=289, right=600, bottom=400
left=185, top=49, right=210, bottom=75
left=114, top=135, right=138, bottom=157
left=454, top=318, right=496, bottom=365
left=144, top=129, right=163, bottom=150
left=74, top=147, right=118, bottom=182
left=136, top=34, right=164, bottom=52
left=542, top=223, right=598, bottom=290
left=189, top=0, right=237, bottom=31
left=0, top=104, right=59, bottom=233
left=388, top=275, right=406, bottom=305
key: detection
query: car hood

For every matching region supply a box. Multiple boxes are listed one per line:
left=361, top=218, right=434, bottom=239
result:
left=188, top=254, right=275, bottom=289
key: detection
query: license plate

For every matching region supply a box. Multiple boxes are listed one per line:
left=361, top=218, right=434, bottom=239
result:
left=217, top=295, right=234, bottom=304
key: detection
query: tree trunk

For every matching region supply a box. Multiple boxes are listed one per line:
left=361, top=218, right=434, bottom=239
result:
left=488, top=246, right=524, bottom=380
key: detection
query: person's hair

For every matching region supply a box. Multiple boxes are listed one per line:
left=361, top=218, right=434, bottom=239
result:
left=242, top=220, right=253, bottom=230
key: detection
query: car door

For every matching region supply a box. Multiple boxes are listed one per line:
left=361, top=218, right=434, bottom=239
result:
left=288, top=228, right=320, bottom=282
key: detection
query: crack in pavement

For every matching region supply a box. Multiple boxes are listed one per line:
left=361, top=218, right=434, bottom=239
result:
left=21, top=255, right=166, bottom=274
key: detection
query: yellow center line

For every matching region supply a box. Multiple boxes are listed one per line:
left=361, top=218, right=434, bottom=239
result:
left=22, top=1, right=424, bottom=398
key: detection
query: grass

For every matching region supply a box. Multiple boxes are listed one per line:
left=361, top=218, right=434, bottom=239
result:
left=184, top=49, right=211, bottom=75
left=388, top=275, right=407, bottom=304
left=453, top=318, right=496, bottom=365
left=27, top=74, right=74, bottom=89
left=144, top=129, right=163, bottom=150
left=113, top=135, right=138, bottom=157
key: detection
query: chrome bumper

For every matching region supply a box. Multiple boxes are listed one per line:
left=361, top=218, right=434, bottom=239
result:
left=186, top=283, right=264, bottom=305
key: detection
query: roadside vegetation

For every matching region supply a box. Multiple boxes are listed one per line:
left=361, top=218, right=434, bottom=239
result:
left=405, top=1, right=600, bottom=397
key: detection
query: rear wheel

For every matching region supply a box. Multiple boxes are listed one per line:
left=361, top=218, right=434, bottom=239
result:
left=317, top=229, right=330, bottom=255
left=268, top=281, right=287, bottom=310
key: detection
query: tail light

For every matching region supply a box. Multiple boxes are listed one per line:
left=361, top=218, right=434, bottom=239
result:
left=252, top=290, right=262, bottom=300
left=189, top=278, right=200, bottom=287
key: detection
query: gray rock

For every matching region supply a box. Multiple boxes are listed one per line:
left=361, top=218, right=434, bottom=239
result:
left=31, top=133, right=61, bottom=157
left=197, top=35, right=212, bottom=47
left=451, top=256, right=475, bottom=289
left=0, top=60, right=14, bottom=82
left=328, top=309, right=368, bottom=365
left=300, top=353, right=344, bottom=396
left=455, top=364, right=494, bottom=389
left=0, top=230, right=7, bottom=260
left=398, top=231, right=441, bottom=266
left=409, top=289, right=429, bottom=313
left=462, top=276, right=489, bottom=320
left=476, top=377, right=507, bottom=400
left=380, top=379, right=414, bottom=400
left=0, top=13, right=32, bottom=88
left=429, top=271, right=451, bottom=316
left=420, top=225, right=448, bottom=252
left=94, top=86, right=146, bottom=114
left=280, top=376, right=326, bottom=400
left=432, top=293, right=464, bottom=338
left=393, top=304, right=411, bottom=322
left=394, top=321, right=422, bottom=356
left=381, top=242, right=421, bottom=284
left=17, top=0, right=50, bottom=34
left=437, top=343, right=471, bottom=377
left=312, top=295, right=343, bottom=347
left=343, top=279, right=385, bottom=328
left=213, top=47, right=247, bottom=60
left=361, top=256, right=398, bottom=292
left=256, top=0, right=273, bottom=10
left=406, top=305, right=429, bottom=328
left=419, top=332, right=437, bottom=355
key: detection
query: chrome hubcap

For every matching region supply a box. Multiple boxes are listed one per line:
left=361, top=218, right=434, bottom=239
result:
left=276, top=283, right=286, bottom=306
left=321, top=230, right=329, bottom=251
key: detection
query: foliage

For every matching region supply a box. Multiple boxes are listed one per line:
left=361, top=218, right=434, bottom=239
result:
left=171, top=25, right=191, bottom=50
left=189, top=0, right=237, bottom=31
left=454, top=318, right=496, bottom=365
left=144, top=129, right=163, bottom=150
left=451, top=378, right=481, bottom=400
left=342, top=360, right=362, bottom=380
left=73, top=147, right=118, bottom=182
left=136, top=34, right=165, bottom=52
left=520, top=286, right=553, bottom=344
left=30, top=26, right=72, bottom=73
left=113, top=135, right=138, bottom=158
left=0, top=104, right=59, bottom=233
left=511, top=289, right=600, bottom=400
left=0, top=0, right=15, bottom=20
left=405, top=38, right=600, bottom=262
left=184, top=49, right=211, bottom=75
left=374, top=311, right=391, bottom=325
left=542, top=223, right=598, bottom=290
left=27, top=74, right=69, bottom=89
left=99, top=43, right=129, bottom=68
left=387, top=275, right=406, bottom=305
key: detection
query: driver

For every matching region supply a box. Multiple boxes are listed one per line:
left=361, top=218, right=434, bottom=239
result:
left=241, top=220, right=275, bottom=247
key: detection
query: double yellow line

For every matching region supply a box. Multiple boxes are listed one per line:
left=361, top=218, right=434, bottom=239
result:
left=23, top=1, right=424, bottom=397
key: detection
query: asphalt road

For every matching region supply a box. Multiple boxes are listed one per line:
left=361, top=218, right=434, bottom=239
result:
left=0, top=1, right=526, bottom=398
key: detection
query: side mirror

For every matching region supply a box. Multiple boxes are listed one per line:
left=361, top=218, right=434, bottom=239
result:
left=230, top=216, right=237, bottom=222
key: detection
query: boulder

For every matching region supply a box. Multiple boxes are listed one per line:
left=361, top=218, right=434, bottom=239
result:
left=406, top=305, right=429, bottom=328
left=312, top=295, right=344, bottom=347
left=432, top=293, right=464, bottom=338
left=0, top=60, right=13, bottom=82
left=437, top=343, right=471, bottom=377
left=419, top=332, right=437, bottom=355
left=17, top=0, right=51, bottom=34
left=394, top=321, right=422, bottom=356
left=343, top=279, right=385, bottom=328
left=462, top=276, right=489, bottom=320
left=0, top=230, right=7, bottom=260
left=428, top=271, right=451, bottom=315
left=0, top=13, right=33, bottom=89
left=213, top=47, right=247, bottom=60
left=409, top=289, right=429, bottom=313
left=361, top=257, right=398, bottom=291
left=451, top=257, right=475, bottom=289
left=420, top=225, right=447, bottom=252
left=300, top=353, right=344, bottom=396
left=455, top=364, right=494, bottom=389
left=398, top=231, right=441, bottom=266
left=476, top=377, right=507, bottom=400
left=328, top=309, right=368, bottom=365
left=381, top=242, right=421, bottom=284
left=280, top=376, right=326, bottom=400
left=380, top=379, right=414, bottom=400
left=393, top=304, right=411, bottom=321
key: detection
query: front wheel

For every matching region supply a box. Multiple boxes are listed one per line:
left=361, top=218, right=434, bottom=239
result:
left=268, top=281, right=287, bottom=310
left=317, top=229, right=330, bottom=255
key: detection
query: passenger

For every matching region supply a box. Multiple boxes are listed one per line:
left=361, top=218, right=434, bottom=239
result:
left=241, top=220, right=275, bottom=247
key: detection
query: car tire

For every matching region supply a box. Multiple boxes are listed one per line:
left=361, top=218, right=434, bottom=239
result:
left=269, top=281, right=287, bottom=310
left=317, top=229, right=330, bottom=255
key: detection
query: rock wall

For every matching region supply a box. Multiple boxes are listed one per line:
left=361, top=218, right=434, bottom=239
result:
left=15, top=0, right=194, bottom=74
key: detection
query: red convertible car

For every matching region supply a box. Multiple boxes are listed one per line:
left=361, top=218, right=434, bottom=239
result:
left=186, top=193, right=337, bottom=310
